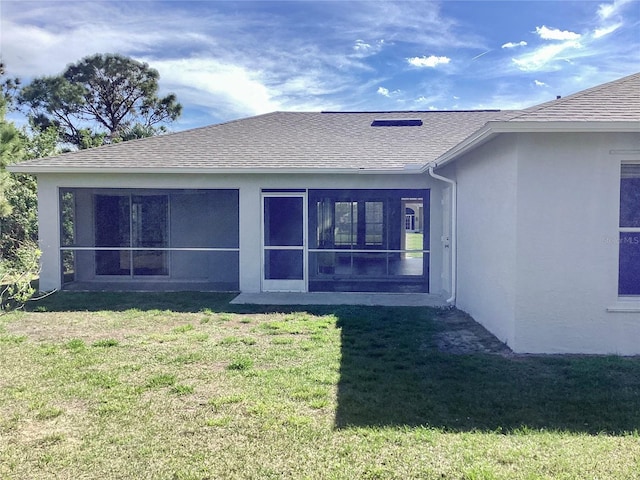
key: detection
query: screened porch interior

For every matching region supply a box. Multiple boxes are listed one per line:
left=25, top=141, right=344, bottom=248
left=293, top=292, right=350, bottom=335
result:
left=58, top=187, right=430, bottom=294
left=59, top=188, right=240, bottom=291
left=307, top=189, right=430, bottom=293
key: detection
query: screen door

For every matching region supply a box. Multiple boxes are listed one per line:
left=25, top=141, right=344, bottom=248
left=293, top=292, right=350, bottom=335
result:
left=262, top=193, right=307, bottom=292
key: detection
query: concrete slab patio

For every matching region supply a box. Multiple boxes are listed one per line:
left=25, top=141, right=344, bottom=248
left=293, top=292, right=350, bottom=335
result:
left=230, top=292, right=448, bottom=307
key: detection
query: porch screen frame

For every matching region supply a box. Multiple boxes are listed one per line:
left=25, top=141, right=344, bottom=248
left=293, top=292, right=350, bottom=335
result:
left=58, top=188, right=240, bottom=285
left=308, top=188, right=430, bottom=292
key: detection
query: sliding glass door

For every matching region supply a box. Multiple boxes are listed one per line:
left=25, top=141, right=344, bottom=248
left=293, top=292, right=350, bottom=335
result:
left=60, top=188, right=241, bottom=290
left=95, top=194, right=168, bottom=277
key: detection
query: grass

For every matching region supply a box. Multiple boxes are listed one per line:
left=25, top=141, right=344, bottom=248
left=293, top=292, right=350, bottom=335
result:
left=405, top=232, right=423, bottom=250
left=405, top=232, right=423, bottom=257
left=0, top=292, right=639, bottom=479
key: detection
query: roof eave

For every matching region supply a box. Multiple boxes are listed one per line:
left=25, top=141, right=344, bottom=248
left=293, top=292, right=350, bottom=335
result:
left=429, top=120, right=640, bottom=170
left=7, top=165, right=422, bottom=175
left=488, top=119, right=640, bottom=133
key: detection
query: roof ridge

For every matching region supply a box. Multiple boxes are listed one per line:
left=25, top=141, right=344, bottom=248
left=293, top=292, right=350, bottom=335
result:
left=321, top=109, right=508, bottom=114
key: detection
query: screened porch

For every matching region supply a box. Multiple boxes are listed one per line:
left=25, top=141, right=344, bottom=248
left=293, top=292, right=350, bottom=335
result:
left=59, top=188, right=240, bottom=291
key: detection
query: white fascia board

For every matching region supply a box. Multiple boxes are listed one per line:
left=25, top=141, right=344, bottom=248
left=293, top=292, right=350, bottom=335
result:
left=7, top=165, right=418, bottom=175
left=423, top=124, right=496, bottom=171
left=488, top=120, right=640, bottom=133
left=427, top=120, right=640, bottom=170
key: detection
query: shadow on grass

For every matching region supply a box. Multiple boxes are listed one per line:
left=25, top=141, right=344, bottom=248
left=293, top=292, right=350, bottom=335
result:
left=334, top=309, right=640, bottom=435
left=26, top=291, right=640, bottom=435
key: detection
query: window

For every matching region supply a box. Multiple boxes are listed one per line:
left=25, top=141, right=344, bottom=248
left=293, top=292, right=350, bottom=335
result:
left=332, top=201, right=383, bottom=247
left=365, top=201, right=384, bottom=246
left=334, top=201, right=357, bottom=246
left=405, top=207, right=416, bottom=231
left=619, top=164, right=640, bottom=295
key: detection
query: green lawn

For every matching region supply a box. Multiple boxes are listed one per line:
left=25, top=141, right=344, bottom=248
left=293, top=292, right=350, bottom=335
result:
left=405, top=232, right=423, bottom=250
left=405, top=232, right=423, bottom=257
left=0, top=292, right=639, bottom=479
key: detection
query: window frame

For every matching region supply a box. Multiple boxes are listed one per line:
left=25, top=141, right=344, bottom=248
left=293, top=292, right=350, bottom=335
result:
left=364, top=201, right=384, bottom=246
left=94, top=193, right=170, bottom=277
left=618, top=163, right=640, bottom=296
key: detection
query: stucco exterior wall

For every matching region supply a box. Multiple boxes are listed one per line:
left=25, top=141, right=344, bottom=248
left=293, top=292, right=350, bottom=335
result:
left=453, top=131, right=640, bottom=355
left=35, top=172, right=442, bottom=294
left=37, top=178, right=61, bottom=293
left=513, top=132, right=640, bottom=354
left=452, top=135, right=519, bottom=346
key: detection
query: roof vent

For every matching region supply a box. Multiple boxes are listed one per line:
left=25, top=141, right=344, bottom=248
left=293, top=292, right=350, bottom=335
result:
left=371, top=119, right=423, bottom=127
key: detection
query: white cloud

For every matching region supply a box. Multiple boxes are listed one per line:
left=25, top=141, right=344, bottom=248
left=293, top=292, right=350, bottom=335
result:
left=407, top=55, right=451, bottom=68
left=512, top=41, right=582, bottom=72
left=598, top=3, right=616, bottom=19
left=376, top=86, right=402, bottom=98
left=534, top=80, right=547, bottom=87
left=507, top=0, right=637, bottom=76
left=2, top=0, right=639, bottom=126
left=535, top=25, right=581, bottom=41
left=594, top=23, right=623, bottom=38
left=0, top=2, right=368, bottom=122
left=149, top=58, right=281, bottom=118
left=352, top=39, right=385, bottom=59
left=414, top=96, right=439, bottom=109
left=407, top=92, right=444, bottom=110
left=598, top=0, right=634, bottom=20
left=354, top=39, right=372, bottom=51
left=593, top=0, right=629, bottom=40
left=0, top=19, right=168, bottom=77
left=502, top=41, right=527, bottom=49
left=347, top=2, right=484, bottom=50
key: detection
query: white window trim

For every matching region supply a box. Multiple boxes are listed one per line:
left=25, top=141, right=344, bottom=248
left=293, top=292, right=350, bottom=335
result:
left=616, top=161, right=640, bottom=302
left=607, top=300, right=640, bottom=313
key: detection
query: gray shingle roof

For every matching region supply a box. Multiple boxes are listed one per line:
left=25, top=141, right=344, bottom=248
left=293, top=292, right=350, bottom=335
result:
left=11, top=72, right=639, bottom=173
left=12, top=110, right=513, bottom=171
left=509, top=71, right=640, bottom=122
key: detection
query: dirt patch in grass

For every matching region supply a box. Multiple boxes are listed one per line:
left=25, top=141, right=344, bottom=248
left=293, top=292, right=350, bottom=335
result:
left=433, top=308, right=513, bottom=355
left=2, top=303, right=560, bottom=358
left=4, top=311, right=253, bottom=344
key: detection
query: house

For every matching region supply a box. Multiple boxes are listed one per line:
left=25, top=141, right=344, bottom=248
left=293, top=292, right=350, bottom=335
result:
left=10, top=72, right=640, bottom=355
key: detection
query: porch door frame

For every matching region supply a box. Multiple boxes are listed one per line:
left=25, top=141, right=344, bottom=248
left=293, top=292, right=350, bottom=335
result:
left=261, top=192, right=308, bottom=292
left=441, top=186, right=452, bottom=295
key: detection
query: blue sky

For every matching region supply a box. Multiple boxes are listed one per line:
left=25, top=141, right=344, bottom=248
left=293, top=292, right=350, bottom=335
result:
left=2, top=0, right=639, bottom=130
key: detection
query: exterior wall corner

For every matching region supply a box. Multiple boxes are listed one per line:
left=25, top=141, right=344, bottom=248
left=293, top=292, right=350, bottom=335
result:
left=37, top=176, right=62, bottom=292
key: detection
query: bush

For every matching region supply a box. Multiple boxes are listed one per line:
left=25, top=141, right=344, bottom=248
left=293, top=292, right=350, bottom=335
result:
left=0, top=240, right=40, bottom=312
